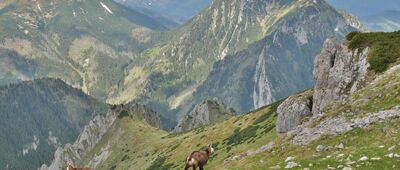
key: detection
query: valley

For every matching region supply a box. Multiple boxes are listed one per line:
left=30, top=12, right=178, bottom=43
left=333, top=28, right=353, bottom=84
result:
left=0, top=0, right=399, bottom=169
left=76, top=31, right=400, bottom=170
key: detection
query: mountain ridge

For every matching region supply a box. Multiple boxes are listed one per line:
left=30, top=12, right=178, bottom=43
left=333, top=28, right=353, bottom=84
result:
left=0, top=78, right=110, bottom=170
left=0, top=0, right=169, bottom=102
left=76, top=31, right=400, bottom=170
left=114, top=0, right=362, bottom=122
left=187, top=0, right=359, bottom=113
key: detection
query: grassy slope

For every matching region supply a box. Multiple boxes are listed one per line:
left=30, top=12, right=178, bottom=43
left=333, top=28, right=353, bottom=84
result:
left=82, top=62, right=400, bottom=169
left=226, top=118, right=400, bottom=169
left=222, top=37, right=400, bottom=170
left=80, top=101, right=280, bottom=170
left=83, top=61, right=400, bottom=170
left=81, top=31, right=400, bottom=169
left=0, top=0, right=169, bottom=102
left=346, top=31, right=400, bottom=73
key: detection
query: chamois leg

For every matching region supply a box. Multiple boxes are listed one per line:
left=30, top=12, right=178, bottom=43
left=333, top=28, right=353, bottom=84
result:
left=199, top=166, right=204, bottom=170
left=192, top=165, right=197, bottom=170
left=184, top=163, right=190, bottom=170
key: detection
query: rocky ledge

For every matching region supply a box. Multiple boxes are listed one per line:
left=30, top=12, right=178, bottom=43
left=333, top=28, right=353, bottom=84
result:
left=312, top=38, right=369, bottom=115
left=276, top=37, right=372, bottom=134
left=292, top=106, right=400, bottom=145
left=173, top=98, right=236, bottom=133
left=39, top=111, right=117, bottom=170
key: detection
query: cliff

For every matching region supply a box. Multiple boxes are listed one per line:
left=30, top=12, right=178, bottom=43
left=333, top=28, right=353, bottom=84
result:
left=191, top=0, right=360, bottom=114
left=276, top=90, right=313, bottom=133
left=173, top=98, right=235, bottom=132
left=0, top=78, right=109, bottom=170
left=39, top=112, right=117, bottom=170
left=312, top=38, right=369, bottom=115
left=122, top=102, right=162, bottom=129
left=39, top=103, right=161, bottom=170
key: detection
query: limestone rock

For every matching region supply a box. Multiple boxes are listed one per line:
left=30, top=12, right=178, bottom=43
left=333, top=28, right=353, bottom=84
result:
left=336, top=143, right=345, bottom=150
left=359, top=156, right=368, bottom=161
left=224, top=142, right=274, bottom=164
left=313, top=38, right=369, bottom=115
left=276, top=90, right=313, bottom=133
left=316, top=145, right=334, bottom=152
left=123, top=103, right=162, bottom=129
left=285, top=157, right=295, bottom=162
left=292, top=106, right=400, bottom=145
left=174, top=98, right=235, bottom=132
left=39, top=112, right=117, bottom=170
left=285, top=162, right=299, bottom=169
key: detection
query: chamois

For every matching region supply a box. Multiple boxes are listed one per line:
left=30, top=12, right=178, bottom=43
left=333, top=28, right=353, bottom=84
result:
left=66, top=162, right=91, bottom=170
left=185, top=144, right=214, bottom=170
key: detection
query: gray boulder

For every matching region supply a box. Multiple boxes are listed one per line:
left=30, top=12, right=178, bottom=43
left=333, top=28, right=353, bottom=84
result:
left=313, top=38, right=369, bottom=115
left=276, top=90, right=313, bottom=133
left=173, top=98, right=235, bottom=132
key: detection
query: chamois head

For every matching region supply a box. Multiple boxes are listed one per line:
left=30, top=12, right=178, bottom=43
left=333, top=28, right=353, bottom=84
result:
left=66, top=161, right=73, bottom=170
left=207, top=143, right=214, bottom=154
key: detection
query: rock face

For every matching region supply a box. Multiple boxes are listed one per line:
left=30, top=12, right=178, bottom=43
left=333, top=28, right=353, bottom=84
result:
left=276, top=90, right=313, bottom=133
left=39, top=112, right=117, bottom=170
left=173, top=99, right=235, bottom=132
left=0, top=78, right=110, bottom=170
left=123, top=103, right=162, bottom=129
left=276, top=38, right=370, bottom=134
left=224, top=142, right=274, bottom=164
left=191, top=0, right=359, bottom=113
left=0, top=0, right=167, bottom=102
left=312, top=38, right=369, bottom=115
left=292, top=106, right=400, bottom=145
left=39, top=103, right=161, bottom=170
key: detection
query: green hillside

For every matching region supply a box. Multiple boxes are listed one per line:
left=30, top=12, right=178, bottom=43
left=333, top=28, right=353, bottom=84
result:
left=79, top=31, right=400, bottom=170
left=0, top=78, right=109, bottom=170
left=115, top=0, right=212, bottom=24
left=346, top=31, right=400, bottom=73
left=189, top=0, right=358, bottom=113
left=79, top=100, right=280, bottom=170
left=0, top=0, right=362, bottom=122
left=117, top=0, right=360, bottom=119
left=0, top=0, right=167, bottom=101
left=80, top=61, right=400, bottom=169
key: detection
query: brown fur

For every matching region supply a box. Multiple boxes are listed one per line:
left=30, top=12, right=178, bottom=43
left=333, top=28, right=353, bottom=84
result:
left=185, top=144, right=214, bottom=170
left=67, top=163, right=91, bottom=170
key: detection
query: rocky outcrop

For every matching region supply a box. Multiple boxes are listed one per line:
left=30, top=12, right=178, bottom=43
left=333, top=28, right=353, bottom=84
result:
left=292, top=106, right=400, bottom=145
left=123, top=103, right=162, bottom=129
left=86, top=145, right=111, bottom=169
left=173, top=98, right=235, bottom=132
left=276, top=90, right=313, bottom=133
left=312, top=38, right=369, bottom=115
left=39, top=111, right=117, bottom=170
left=39, top=103, right=162, bottom=170
left=224, top=142, right=274, bottom=164
left=276, top=38, right=370, bottom=134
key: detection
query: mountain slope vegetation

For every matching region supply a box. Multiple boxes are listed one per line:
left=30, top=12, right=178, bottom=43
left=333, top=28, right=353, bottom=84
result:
left=0, top=0, right=167, bottom=101
left=0, top=0, right=362, bottom=122
left=78, top=31, right=400, bottom=170
left=0, top=78, right=110, bottom=170
left=116, top=0, right=361, bottom=121
left=189, top=0, right=359, bottom=113
left=115, top=0, right=212, bottom=24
